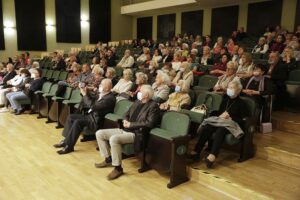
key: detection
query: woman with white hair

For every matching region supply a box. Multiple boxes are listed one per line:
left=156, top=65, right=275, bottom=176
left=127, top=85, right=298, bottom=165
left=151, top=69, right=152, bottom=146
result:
left=252, top=37, right=269, bottom=54
left=28, top=61, right=40, bottom=74
left=190, top=80, right=248, bottom=168
left=181, top=43, right=189, bottom=58
left=112, top=69, right=133, bottom=95
left=160, top=80, right=191, bottom=111
left=236, top=52, right=254, bottom=80
left=152, top=70, right=170, bottom=103
left=137, top=47, right=151, bottom=63
left=172, top=62, right=194, bottom=88
left=87, top=65, right=105, bottom=93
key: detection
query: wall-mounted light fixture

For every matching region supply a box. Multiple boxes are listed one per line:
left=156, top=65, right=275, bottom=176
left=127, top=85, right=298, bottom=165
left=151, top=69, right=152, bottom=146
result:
left=4, top=20, right=16, bottom=35
left=46, top=19, right=55, bottom=31
left=80, top=14, right=89, bottom=28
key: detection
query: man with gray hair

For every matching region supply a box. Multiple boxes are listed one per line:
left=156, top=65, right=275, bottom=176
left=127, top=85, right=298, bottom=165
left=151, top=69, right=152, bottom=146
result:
left=95, top=85, right=160, bottom=180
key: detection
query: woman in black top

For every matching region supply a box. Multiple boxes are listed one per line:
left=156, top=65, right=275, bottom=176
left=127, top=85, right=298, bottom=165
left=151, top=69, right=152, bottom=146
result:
left=190, top=80, right=248, bottom=168
left=242, top=64, right=273, bottom=122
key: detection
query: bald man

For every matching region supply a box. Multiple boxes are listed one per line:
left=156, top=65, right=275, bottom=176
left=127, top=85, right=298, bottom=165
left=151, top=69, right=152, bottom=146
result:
left=54, top=79, right=116, bottom=154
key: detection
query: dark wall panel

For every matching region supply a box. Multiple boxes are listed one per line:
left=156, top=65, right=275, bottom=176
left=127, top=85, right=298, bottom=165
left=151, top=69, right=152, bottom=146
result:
left=181, top=10, right=203, bottom=36
left=89, top=0, right=111, bottom=43
left=247, top=0, right=282, bottom=36
left=157, top=14, right=175, bottom=41
left=295, top=0, right=300, bottom=30
left=211, top=5, right=239, bottom=37
left=15, top=0, right=46, bottom=51
left=55, top=0, right=81, bottom=43
left=137, top=17, right=152, bottom=40
left=0, top=0, right=4, bottom=50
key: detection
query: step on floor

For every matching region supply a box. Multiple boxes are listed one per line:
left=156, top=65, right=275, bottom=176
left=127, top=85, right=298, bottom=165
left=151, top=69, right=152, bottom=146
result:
left=272, top=111, right=300, bottom=135
left=188, top=152, right=300, bottom=200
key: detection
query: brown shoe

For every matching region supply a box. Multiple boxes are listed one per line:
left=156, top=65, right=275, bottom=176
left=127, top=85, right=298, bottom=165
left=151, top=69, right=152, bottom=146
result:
left=107, top=168, right=123, bottom=180
left=94, top=160, right=112, bottom=168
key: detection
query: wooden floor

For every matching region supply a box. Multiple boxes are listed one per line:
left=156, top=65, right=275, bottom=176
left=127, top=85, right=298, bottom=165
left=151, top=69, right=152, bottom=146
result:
left=0, top=113, right=230, bottom=200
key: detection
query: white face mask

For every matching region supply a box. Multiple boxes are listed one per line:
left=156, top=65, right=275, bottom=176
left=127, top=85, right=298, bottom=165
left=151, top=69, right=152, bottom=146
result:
left=137, top=92, right=143, bottom=101
left=31, top=74, right=36, bottom=79
left=180, top=68, right=185, bottom=72
left=21, top=74, right=26, bottom=78
left=175, top=85, right=181, bottom=93
left=227, top=88, right=235, bottom=97
left=149, top=65, right=153, bottom=70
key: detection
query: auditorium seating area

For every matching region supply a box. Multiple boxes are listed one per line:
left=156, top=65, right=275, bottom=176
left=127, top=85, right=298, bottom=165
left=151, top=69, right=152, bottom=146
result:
left=1, top=0, right=300, bottom=199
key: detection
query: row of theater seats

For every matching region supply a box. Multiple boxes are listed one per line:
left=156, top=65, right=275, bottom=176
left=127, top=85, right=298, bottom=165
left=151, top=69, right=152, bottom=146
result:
left=14, top=74, right=258, bottom=188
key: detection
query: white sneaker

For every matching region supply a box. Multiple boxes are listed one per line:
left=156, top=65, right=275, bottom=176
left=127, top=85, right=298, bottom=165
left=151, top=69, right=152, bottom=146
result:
left=0, top=107, right=9, bottom=113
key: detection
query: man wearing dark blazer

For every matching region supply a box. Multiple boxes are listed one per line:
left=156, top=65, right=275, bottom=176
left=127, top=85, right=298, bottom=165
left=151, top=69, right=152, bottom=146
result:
left=0, top=64, right=17, bottom=88
left=95, top=85, right=160, bottom=180
left=54, top=79, right=116, bottom=154
left=162, top=49, right=173, bottom=63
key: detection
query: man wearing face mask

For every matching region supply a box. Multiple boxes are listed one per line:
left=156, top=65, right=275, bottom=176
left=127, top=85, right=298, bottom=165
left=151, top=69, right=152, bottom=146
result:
left=54, top=79, right=116, bottom=154
left=95, top=85, right=160, bottom=180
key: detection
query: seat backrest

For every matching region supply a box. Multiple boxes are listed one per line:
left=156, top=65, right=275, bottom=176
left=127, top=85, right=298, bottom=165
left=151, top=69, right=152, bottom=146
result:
left=48, top=84, right=58, bottom=96
left=114, top=99, right=133, bottom=117
left=161, top=112, right=190, bottom=137
left=41, top=69, right=48, bottom=77
left=52, top=70, right=61, bottom=80
left=240, top=97, right=257, bottom=118
left=42, top=81, right=53, bottom=93
left=58, top=71, right=69, bottom=81
left=197, top=75, right=218, bottom=88
left=195, top=92, right=223, bottom=113
left=288, top=70, right=300, bottom=82
left=70, top=89, right=82, bottom=102
left=63, top=87, right=73, bottom=99
left=46, top=70, right=54, bottom=79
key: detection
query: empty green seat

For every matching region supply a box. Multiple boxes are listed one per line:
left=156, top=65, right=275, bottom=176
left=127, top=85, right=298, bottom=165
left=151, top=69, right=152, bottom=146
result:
left=43, top=84, right=58, bottom=98
left=52, top=87, right=72, bottom=101
left=105, top=99, right=133, bottom=122
left=193, top=75, right=218, bottom=91
left=45, top=70, right=54, bottom=80
left=41, top=69, right=48, bottom=77
left=150, top=111, right=190, bottom=141
left=51, top=70, right=61, bottom=81
left=57, top=71, right=69, bottom=81
left=62, top=89, right=82, bottom=105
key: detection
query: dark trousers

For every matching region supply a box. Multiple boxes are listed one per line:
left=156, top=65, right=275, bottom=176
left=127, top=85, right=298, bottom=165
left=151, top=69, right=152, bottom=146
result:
left=195, top=124, right=229, bottom=156
left=273, top=81, right=287, bottom=110
left=62, top=114, right=91, bottom=148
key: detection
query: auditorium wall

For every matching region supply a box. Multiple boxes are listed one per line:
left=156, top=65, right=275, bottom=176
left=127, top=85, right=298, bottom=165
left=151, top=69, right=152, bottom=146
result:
left=0, top=0, right=132, bottom=61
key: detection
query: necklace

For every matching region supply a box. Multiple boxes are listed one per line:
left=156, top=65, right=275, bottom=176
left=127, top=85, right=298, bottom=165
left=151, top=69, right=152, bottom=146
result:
left=225, top=98, right=236, bottom=111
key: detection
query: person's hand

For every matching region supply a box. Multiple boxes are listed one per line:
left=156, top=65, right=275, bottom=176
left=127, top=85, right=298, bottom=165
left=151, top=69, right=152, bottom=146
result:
left=160, top=103, right=168, bottom=110
left=80, top=87, right=87, bottom=96
left=25, top=83, right=30, bottom=88
left=123, top=120, right=131, bottom=128
left=213, top=86, right=221, bottom=92
left=219, top=111, right=230, bottom=119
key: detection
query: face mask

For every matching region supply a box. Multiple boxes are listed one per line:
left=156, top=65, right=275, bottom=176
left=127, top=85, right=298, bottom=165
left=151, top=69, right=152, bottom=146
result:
left=162, top=69, right=169, bottom=73
left=253, top=71, right=260, bottom=76
left=98, top=86, right=103, bottom=93
left=21, top=74, right=26, bottom=78
left=175, top=85, right=181, bottom=93
left=149, top=65, right=153, bottom=70
left=31, top=74, right=36, bottom=79
left=227, top=88, right=235, bottom=97
left=137, top=92, right=143, bottom=101
left=180, top=68, right=185, bottom=72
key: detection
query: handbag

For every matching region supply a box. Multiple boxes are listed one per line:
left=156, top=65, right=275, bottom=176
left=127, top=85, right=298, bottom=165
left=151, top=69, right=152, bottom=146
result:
left=191, top=104, right=208, bottom=115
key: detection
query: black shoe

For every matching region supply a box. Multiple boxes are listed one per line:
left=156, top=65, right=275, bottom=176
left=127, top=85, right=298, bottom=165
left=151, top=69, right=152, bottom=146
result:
left=53, top=140, right=66, bottom=148
left=57, top=145, right=74, bottom=155
left=204, top=157, right=214, bottom=169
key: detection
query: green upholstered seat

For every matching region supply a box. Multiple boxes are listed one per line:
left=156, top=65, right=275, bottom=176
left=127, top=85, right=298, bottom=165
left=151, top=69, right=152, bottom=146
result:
left=193, top=75, right=218, bottom=91
left=105, top=99, right=133, bottom=121
left=150, top=112, right=190, bottom=141
left=35, top=82, right=52, bottom=95
left=286, top=70, right=300, bottom=85
left=62, top=89, right=82, bottom=105
left=42, top=84, right=58, bottom=98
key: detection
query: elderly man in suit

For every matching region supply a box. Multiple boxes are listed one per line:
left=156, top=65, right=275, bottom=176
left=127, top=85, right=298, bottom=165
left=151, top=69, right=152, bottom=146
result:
left=95, top=85, right=160, bottom=180
left=54, top=79, right=116, bottom=154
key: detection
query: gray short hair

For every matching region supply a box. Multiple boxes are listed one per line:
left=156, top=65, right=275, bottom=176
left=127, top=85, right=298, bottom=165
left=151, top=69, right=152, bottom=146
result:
left=135, top=72, right=148, bottom=83
left=229, top=80, right=243, bottom=94
left=156, top=70, right=170, bottom=85
left=141, top=84, right=154, bottom=99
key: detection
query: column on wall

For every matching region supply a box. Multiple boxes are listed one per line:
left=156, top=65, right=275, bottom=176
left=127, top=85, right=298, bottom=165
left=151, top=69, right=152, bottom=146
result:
left=81, top=0, right=89, bottom=45
left=175, top=11, right=181, bottom=35
left=238, top=2, right=248, bottom=31
left=281, top=0, right=297, bottom=32
left=2, top=0, right=17, bottom=60
left=152, top=15, right=157, bottom=40
left=45, top=0, right=56, bottom=52
left=202, top=8, right=211, bottom=36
